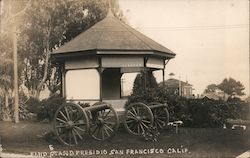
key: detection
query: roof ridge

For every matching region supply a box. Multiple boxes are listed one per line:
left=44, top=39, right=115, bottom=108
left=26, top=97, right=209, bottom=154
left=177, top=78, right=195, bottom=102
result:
left=114, top=18, right=153, bottom=50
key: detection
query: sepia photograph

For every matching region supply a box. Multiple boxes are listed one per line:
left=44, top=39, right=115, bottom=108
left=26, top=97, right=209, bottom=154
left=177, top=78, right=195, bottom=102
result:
left=0, top=0, right=249, bottom=157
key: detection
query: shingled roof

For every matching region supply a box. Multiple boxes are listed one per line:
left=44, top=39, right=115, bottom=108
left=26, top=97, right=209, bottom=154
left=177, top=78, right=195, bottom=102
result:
left=52, top=10, right=176, bottom=58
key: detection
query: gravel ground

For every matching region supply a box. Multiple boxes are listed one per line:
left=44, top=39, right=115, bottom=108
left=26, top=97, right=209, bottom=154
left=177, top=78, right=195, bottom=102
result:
left=0, top=121, right=249, bottom=158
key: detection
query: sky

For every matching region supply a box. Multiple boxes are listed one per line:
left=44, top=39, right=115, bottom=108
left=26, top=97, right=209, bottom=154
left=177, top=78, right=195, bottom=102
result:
left=118, top=0, right=249, bottom=97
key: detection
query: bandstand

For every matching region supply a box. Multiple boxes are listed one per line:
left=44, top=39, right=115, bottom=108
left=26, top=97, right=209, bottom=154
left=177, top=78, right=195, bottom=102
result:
left=52, top=10, right=175, bottom=110
left=51, top=8, right=176, bottom=146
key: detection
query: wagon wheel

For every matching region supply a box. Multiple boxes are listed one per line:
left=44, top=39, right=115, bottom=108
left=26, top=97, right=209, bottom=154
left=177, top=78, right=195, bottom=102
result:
left=89, top=102, right=119, bottom=141
left=149, top=102, right=169, bottom=130
left=124, top=102, right=154, bottom=136
left=53, top=102, right=89, bottom=146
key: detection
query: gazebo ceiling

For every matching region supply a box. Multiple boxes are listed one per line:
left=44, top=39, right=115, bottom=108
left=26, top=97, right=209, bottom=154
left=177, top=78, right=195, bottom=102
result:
left=52, top=11, right=176, bottom=59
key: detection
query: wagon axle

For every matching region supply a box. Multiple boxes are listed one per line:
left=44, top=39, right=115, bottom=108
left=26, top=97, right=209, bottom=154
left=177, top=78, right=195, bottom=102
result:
left=96, top=118, right=105, bottom=126
left=135, top=116, right=143, bottom=123
left=65, top=121, right=74, bottom=129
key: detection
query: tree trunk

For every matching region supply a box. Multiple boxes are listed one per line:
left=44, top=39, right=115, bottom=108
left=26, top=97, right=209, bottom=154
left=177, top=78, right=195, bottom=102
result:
left=35, top=26, right=51, bottom=99
left=5, top=93, right=8, bottom=109
left=34, top=89, right=41, bottom=99
left=3, top=93, right=11, bottom=121
left=35, top=51, right=50, bottom=99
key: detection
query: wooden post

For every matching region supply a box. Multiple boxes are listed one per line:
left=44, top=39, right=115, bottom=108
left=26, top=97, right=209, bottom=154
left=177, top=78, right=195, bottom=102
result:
left=162, top=69, right=165, bottom=87
left=143, top=57, right=148, bottom=91
left=98, top=58, right=103, bottom=102
left=13, top=25, right=19, bottom=123
left=162, top=60, right=166, bottom=87
left=61, top=63, right=66, bottom=98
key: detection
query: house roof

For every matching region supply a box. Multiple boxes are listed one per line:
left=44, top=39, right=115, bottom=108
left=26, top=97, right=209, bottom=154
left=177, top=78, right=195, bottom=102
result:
left=202, top=93, right=220, bottom=100
left=52, top=10, right=176, bottom=58
left=160, top=78, right=192, bottom=87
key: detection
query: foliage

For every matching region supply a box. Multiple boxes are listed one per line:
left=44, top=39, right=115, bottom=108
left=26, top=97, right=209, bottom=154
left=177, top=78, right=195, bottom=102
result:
left=27, top=96, right=66, bottom=121
left=0, top=27, right=13, bottom=93
left=17, top=0, right=124, bottom=98
left=25, top=97, right=42, bottom=114
left=25, top=96, right=65, bottom=121
left=132, top=70, right=158, bottom=95
left=0, top=0, right=124, bottom=120
left=0, top=0, right=36, bottom=121
left=25, top=96, right=91, bottom=121
left=46, top=65, right=61, bottom=97
left=126, top=84, right=249, bottom=128
left=217, top=78, right=245, bottom=96
left=204, top=84, right=218, bottom=93
left=0, top=28, right=15, bottom=121
left=142, top=125, right=159, bottom=142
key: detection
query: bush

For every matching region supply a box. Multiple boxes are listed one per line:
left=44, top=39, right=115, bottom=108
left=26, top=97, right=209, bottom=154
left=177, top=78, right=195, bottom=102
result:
left=26, top=97, right=42, bottom=114
left=26, top=96, right=92, bottom=121
left=126, top=86, right=192, bottom=126
left=186, top=99, right=223, bottom=127
left=37, top=96, right=66, bottom=121
left=126, top=86, right=249, bottom=128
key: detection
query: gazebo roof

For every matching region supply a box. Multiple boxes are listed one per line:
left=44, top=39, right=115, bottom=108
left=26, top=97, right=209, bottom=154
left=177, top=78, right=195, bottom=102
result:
left=52, top=11, right=176, bottom=59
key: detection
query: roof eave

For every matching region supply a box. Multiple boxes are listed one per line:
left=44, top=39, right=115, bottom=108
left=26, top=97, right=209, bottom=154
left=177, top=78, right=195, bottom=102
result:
left=52, top=49, right=176, bottom=60
left=153, top=50, right=176, bottom=59
left=51, top=50, right=97, bottom=59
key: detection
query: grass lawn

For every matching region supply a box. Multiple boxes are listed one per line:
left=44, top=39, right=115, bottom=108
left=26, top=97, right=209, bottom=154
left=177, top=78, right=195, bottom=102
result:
left=0, top=121, right=249, bottom=158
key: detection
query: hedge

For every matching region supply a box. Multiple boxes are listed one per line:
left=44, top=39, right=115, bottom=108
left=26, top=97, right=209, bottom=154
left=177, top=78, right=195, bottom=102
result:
left=126, top=86, right=249, bottom=128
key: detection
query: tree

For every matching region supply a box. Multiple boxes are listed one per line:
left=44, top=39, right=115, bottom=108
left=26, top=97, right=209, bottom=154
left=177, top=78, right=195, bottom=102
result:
left=132, top=70, right=158, bottom=95
left=204, top=84, right=218, bottom=93
left=217, top=78, right=245, bottom=96
left=0, top=0, right=32, bottom=122
left=0, top=32, right=15, bottom=121
left=18, top=0, right=124, bottom=98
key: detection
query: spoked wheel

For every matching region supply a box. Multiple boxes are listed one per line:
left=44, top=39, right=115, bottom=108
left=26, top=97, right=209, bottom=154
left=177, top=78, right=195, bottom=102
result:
left=53, top=102, right=89, bottom=146
left=124, top=102, right=154, bottom=136
left=149, top=102, right=169, bottom=130
left=89, top=102, right=119, bottom=141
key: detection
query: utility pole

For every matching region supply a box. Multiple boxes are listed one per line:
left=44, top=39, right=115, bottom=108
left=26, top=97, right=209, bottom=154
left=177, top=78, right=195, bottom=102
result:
left=13, top=25, right=19, bottom=123
left=1, top=0, right=31, bottom=123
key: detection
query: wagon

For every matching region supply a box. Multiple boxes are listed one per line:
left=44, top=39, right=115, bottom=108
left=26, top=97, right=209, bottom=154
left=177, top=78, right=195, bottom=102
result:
left=51, top=8, right=175, bottom=146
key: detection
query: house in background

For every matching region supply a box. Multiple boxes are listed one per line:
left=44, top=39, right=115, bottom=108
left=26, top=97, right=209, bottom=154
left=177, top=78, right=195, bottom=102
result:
left=201, top=89, right=229, bottom=101
left=160, top=78, right=194, bottom=98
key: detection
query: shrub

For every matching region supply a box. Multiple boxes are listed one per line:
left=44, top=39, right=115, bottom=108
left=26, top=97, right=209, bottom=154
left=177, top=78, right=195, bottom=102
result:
left=126, top=86, right=249, bottom=128
left=126, top=86, right=192, bottom=126
left=26, top=97, right=42, bottom=114
left=37, top=96, right=66, bottom=121
left=132, top=71, right=158, bottom=96
left=24, top=96, right=96, bottom=121
left=186, top=99, right=224, bottom=127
